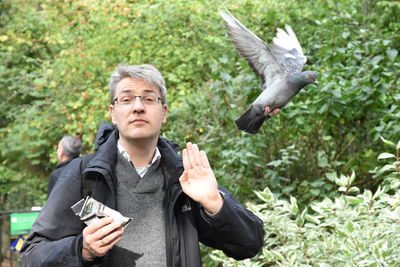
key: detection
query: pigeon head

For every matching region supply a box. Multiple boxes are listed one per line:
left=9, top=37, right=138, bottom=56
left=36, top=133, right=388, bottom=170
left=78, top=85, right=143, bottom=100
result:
left=293, top=71, right=319, bottom=89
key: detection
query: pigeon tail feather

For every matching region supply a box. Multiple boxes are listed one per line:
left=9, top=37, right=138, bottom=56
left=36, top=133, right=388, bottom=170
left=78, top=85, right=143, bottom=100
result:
left=235, top=105, right=267, bottom=134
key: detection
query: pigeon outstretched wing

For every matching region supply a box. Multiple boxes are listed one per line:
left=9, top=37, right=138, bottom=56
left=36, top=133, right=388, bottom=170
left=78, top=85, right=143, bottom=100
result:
left=272, top=25, right=307, bottom=73
left=219, top=9, right=285, bottom=88
left=220, top=9, right=318, bottom=134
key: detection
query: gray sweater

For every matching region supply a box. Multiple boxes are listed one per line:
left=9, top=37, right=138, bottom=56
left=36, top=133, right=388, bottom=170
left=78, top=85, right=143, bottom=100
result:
left=115, top=152, right=166, bottom=266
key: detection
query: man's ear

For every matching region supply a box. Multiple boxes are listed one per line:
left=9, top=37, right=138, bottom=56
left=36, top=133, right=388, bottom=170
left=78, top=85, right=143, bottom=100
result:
left=162, top=104, right=168, bottom=124
left=109, top=104, right=117, bottom=124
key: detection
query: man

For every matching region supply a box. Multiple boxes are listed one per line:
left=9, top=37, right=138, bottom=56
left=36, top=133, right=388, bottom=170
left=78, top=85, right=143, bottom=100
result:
left=20, top=64, right=264, bottom=266
left=47, top=135, right=83, bottom=196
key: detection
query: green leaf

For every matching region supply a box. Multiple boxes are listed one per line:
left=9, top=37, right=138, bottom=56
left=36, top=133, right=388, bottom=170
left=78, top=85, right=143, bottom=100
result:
left=344, top=196, right=363, bottom=205
left=335, top=177, right=346, bottom=187
left=310, top=188, right=321, bottom=196
left=386, top=48, right=398, bottom=61
left=348, top=187, right=360, bottom=194
left=290, top=196, right=298, bottom=215
left=378, top=152, right=396, bottom=160
left=380, top=136, right=396, bottom=147
left=380, top=164, right=395, bottom=172
left=371, top=55, right=383, bottom=66
left=338, top=186, right=347, bottom=192
left=349, top=170, right=356, bottom=184
left=326, top=172, right=337, bottom=182
left=305, top=214, right=320, bottom=225
left=346, top=222, right=355, bottom=232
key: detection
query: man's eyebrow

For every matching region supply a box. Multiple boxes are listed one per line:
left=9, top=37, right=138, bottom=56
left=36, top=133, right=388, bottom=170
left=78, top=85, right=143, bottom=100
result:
left=118, top=89, right=158, bottom=94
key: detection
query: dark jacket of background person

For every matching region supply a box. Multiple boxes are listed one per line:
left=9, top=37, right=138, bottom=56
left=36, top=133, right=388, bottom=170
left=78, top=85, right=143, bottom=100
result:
left=20, top=122, right=265, bottom=267
left=47, top=159, right=73, bottom=195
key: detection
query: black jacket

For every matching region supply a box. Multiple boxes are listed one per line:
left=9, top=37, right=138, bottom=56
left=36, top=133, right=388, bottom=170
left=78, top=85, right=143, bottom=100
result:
left=20, top=122, right=264, bottom=266
left=47, top=159, right=73, bottom=196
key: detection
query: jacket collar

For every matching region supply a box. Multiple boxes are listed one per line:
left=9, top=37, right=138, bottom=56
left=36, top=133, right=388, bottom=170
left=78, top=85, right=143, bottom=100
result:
left=87, top=121, right=183, bottom=183
left=55, top=159, right=73, bottom=169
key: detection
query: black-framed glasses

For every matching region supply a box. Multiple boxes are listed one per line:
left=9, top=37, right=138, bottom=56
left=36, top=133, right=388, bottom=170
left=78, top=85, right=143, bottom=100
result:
left=113, top=94, right=162, bottom=106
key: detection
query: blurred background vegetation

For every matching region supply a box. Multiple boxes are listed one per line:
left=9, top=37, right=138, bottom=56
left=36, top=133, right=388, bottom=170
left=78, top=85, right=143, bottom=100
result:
left=0, top=0, right=399, bottom=265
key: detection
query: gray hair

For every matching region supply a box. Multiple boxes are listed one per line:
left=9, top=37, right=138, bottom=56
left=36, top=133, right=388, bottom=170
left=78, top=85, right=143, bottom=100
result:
left=59, top=136, right=82, bottom=159
left=109, top=64, right=167, bottom=104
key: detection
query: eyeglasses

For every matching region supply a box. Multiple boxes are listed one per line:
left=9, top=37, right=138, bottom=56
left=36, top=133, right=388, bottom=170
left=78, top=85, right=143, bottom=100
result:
left=113, top=94, right=162, bottom=106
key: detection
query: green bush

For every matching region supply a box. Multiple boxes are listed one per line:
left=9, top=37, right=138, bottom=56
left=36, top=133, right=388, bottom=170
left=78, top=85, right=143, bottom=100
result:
left=209, top=140, right=400, bottom=266
left=1, top=0, right=399, bottom=265
left=1, top=2, right=400, bottom=265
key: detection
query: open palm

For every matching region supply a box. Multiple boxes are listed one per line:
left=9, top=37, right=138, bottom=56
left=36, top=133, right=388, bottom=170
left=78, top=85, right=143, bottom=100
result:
left=179, top=143, right=222, bottom=214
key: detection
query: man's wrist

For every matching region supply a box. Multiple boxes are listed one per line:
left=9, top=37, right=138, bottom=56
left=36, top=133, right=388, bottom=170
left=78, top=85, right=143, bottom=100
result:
left=82, top=256, right=94, bottom=262
left=82, top=240, right=95, bottom=261
left=202, top=193, right=224, bottom=214
left=82, top=249, right=95, bottom=261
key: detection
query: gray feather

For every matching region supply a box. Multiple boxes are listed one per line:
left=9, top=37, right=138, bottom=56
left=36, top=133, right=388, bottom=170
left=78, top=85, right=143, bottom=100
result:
left=219, top=9, right=284, bottom=87
left=219, top=9, right=318, bottom=134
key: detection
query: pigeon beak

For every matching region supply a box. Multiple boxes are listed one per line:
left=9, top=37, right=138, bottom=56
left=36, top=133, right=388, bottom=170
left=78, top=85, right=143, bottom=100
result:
left=313, top=80, right=319, bottom=86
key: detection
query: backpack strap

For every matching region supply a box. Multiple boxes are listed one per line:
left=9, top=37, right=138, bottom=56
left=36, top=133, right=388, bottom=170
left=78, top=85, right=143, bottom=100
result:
left=79, top=153, right=96, bottom=198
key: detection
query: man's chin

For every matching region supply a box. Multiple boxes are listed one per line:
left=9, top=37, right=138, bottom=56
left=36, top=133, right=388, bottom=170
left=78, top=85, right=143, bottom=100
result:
left=121, top=130, right=159, bottom=142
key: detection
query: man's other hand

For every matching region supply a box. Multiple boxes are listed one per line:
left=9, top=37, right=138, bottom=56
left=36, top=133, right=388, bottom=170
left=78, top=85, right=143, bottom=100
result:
left=82, top=217, right=124, bottom=260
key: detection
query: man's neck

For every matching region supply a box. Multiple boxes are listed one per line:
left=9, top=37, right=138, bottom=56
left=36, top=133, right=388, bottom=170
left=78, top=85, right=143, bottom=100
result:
left=59, top=155, right=70, bottom=163
left=118, top=137, right=158, bottom=167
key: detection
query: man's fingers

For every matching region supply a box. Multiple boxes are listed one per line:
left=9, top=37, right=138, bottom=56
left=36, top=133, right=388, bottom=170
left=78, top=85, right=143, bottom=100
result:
left=96, top=221, right=122, bottom=240
left=106, top=234, right=123, bottom=249
left=182, top=148, right=191, bottom=170
left=187, top=143, right=196, bottom=167
left=191, top=144, right=202, bottom=166
left=187, top=142, right=202, bottom=167
left=82, top=221, right=123, bottom=259
left=84, top=217, right=113, bottom=235
left=183, top=142, right=210, bottom=170
left=200, top=151, right=211, bottom=168
left=99, top=226, right=124, bottom=247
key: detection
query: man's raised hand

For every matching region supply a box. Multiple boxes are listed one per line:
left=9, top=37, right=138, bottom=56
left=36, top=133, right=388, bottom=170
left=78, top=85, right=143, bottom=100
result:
left=179, top=142, right=223, bottom=214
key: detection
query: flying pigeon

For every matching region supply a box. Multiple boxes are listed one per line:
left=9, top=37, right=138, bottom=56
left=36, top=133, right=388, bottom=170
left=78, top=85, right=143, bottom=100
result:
left=219, top=9, right=318, bottom=134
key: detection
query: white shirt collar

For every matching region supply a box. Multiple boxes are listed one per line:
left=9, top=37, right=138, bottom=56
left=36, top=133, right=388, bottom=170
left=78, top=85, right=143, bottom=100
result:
left=117, top=141, right=161, bottom=166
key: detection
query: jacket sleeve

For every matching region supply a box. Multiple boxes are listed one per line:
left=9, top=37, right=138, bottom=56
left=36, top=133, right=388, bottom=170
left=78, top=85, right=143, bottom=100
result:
left=195, top=186, right=265, bottom=260
left=20, top=159, right=102, bottom=267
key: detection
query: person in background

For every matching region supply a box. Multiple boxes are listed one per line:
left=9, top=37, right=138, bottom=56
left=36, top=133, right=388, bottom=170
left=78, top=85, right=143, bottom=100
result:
left=47, top=135, right=82, bottom=196
left=21, top=64, right=264, bottom=266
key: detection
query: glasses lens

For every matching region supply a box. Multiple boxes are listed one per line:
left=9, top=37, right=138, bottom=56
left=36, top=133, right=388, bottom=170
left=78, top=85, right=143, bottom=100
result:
left=141, top=95, right=158, bottom=105
left=116, top=94, right=160, bottom=105
left=118, top=95, right=134, bottom=104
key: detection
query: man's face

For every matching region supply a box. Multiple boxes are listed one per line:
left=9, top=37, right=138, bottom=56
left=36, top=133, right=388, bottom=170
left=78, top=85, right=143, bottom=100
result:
left=109, top=77, right=168, bottom=142
left=56, top=143, right=63, bottom=162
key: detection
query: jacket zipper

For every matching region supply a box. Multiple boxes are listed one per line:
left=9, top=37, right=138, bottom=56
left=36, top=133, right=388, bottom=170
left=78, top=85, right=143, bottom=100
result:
left=165, top=181, right=183, bottom=267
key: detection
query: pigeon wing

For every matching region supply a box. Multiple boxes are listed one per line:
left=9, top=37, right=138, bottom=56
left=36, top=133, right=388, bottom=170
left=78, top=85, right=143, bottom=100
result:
left=272, top=25, right=307, bottom=73
left=219, top=9, right=285, bottom=88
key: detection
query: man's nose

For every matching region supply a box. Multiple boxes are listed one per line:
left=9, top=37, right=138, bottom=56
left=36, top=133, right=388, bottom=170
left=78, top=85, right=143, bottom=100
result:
left=131, top=96, right=145, bottom=112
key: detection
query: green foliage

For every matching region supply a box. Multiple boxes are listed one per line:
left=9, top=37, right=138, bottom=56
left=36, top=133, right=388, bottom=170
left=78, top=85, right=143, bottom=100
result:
left=164, top=0, right=400, bottom=207
left=370, top=137, right=400, bottom=193
left=210, top=141, right=400, bottom=266
left=212, top=187, right=400, bottom=266
left=0, top=0, right=398, bottom=208
left=1, top=0, right=400, bottom=265
left=0, top=0, right=399, bottom=264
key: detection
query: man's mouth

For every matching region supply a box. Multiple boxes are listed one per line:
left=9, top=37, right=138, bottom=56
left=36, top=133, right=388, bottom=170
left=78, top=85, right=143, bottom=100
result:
left=130, top=118, right=148, bottom=124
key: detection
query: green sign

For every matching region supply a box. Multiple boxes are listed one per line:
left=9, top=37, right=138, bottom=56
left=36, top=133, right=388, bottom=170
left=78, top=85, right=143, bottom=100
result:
left=10, top=212, right=40, bottom=236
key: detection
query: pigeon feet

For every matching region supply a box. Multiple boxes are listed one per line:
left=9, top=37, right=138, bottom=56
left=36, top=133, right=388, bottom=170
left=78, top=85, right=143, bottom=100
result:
left=264, top=107, right=281, bottom=116
left=264, top=106, right=270, bottom=116
left=273, top=108, right=281, bottom=115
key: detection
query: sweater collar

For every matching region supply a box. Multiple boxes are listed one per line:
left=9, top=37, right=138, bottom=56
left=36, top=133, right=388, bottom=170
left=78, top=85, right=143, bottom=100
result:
left=88, top=122, right=183, bottom=182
